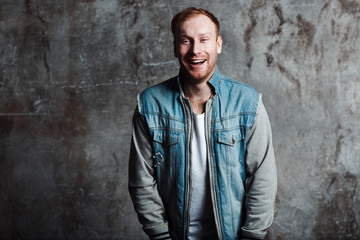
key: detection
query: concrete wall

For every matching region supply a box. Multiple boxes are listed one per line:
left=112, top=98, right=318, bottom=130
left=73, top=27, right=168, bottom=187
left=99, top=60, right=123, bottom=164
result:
left=1, top=0, right=359, bottom=239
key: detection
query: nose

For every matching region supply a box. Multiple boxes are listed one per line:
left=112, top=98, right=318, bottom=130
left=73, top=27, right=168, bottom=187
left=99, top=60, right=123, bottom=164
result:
left=191, top=40, right=202, bottom=55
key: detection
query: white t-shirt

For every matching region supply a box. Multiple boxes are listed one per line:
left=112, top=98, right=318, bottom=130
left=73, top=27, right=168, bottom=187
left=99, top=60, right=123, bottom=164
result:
left=189, top=112, right=217, bottom=240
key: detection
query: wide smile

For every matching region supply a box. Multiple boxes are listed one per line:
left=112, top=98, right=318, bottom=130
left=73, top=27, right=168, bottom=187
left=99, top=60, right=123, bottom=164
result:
left=188, top=59, right=206, bottom=65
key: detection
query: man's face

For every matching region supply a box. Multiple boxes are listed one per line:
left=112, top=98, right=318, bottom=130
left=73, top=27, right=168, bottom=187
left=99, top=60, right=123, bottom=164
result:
left=174, top=14, right=222, bottom=84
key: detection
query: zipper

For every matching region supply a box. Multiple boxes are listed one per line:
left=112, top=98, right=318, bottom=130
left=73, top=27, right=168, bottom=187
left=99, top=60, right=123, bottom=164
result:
left=205, top=98, right=223, bottom=240
left=183, top=97, right=193, bottom=240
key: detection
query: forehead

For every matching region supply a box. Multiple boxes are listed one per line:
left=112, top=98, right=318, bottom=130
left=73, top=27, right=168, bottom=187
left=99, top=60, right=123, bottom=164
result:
left=178, top=14, right=217, bottom=35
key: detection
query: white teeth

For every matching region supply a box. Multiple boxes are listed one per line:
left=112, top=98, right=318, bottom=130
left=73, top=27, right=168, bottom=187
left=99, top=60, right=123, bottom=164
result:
left=190, top=60, right=205, bottom=64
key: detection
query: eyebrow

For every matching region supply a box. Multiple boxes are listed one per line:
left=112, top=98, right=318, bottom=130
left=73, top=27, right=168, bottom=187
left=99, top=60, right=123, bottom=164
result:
left=178, top=32, right=213, bottom=38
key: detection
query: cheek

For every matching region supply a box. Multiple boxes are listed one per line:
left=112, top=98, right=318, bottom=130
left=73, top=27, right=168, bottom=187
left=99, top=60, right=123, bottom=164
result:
left=206, top=44, right=218, bottom=55
left=179, top=47, right=190, bottom=58
left=176, top=46, right=185, bottom=57
left=175, top=44, right=184, bottom=57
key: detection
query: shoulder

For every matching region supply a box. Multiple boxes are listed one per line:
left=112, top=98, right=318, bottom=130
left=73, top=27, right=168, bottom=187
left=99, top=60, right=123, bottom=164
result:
left=137, top=76, right=179, bottom=115
left=219, top=74, right=259, bottom=99
left=140, top=77, right=178, bottom=96
left=217, top=74, right=260, bottom=112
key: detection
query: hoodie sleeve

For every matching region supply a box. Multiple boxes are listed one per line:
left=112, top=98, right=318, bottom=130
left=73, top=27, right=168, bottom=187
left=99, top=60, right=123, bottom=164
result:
left=128, top=110, right=171, bottom=240
left=241, top=99, right=277, bottom=240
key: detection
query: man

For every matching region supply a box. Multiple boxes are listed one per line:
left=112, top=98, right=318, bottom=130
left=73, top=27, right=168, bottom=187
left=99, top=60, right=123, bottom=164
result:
left=129, top=7, right=277, bottom=240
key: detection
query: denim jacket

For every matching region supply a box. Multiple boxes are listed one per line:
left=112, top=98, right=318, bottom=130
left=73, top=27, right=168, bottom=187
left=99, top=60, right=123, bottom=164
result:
left=129, top=67, right=277, bottom=240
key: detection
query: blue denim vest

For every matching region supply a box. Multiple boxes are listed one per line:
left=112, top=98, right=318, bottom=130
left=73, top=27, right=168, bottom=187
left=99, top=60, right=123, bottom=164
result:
left=137, top=67, right=260, bottom=240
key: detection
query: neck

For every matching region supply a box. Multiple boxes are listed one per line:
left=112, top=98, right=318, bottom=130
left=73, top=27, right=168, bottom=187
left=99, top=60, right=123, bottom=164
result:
left=182, top=78, right=213, bottom=114
left=183, top=80, right=212, bottom=99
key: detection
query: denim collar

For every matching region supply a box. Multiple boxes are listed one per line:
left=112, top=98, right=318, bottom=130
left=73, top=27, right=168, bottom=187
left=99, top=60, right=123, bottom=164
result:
left=208, top=65, right=221, bottom=94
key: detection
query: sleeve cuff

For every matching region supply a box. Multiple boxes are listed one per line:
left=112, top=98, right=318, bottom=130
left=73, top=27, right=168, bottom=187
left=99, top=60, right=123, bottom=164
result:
left=150, top=231, right=171, bottom=239
left=144, top=225, right=171, bottom=240
left=241, top=227, right=267, bottom=240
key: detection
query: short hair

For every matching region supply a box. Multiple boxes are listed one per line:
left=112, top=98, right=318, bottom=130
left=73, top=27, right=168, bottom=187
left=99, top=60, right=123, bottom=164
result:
left=171, top=7, right=220, bottom=38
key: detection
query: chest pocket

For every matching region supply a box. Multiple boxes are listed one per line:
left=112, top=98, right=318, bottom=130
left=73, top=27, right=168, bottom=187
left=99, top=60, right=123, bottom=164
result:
left=215, top=129, right=245, bottom=167
left=153, top=132, right=180, bottom=146
left=152, top=130, right=180, bottom=169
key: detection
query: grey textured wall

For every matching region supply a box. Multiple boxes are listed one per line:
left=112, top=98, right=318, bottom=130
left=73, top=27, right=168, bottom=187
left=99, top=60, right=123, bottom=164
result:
left=1, top=0, right=359, bottom=239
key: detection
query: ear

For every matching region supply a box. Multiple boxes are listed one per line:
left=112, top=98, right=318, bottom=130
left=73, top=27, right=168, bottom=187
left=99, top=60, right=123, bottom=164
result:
left=217, top=36, right=222, bottom=54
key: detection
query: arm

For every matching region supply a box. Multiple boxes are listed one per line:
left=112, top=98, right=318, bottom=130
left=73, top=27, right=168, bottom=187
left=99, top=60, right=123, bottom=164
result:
left=241, top=99, right=277, bottom=240
left=128, top=110, right=171, bottom=240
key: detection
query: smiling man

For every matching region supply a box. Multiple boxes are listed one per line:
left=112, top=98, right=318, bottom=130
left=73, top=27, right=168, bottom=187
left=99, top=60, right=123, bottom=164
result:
left=129, top=7, right=277, bottom=240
